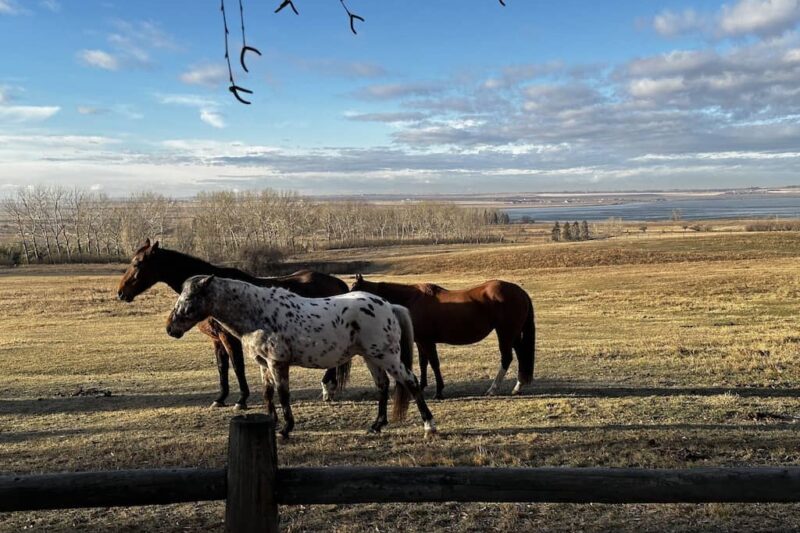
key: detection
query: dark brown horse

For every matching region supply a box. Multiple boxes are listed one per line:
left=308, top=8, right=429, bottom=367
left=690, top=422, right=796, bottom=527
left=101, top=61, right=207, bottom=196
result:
left=117, top=239, right=349, bottom=409
left=350, top=275, right=535, bottom=398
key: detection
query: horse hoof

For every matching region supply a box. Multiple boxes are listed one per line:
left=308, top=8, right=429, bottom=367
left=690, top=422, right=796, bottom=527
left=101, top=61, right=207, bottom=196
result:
left=434, top=393, right=444, bottom=400
left=210, top=401, right=226, bottom=408
left=278, top=431, right=291, bottom=440
left=424, top=420, right=437, bottom=439
left=234, top=403, right=248, bottom=411
left=484, top=388, right=497, bottom=397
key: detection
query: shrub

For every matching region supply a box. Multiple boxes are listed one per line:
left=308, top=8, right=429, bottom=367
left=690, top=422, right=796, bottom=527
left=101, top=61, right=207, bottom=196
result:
left=237, top=245, right=286, bottom=275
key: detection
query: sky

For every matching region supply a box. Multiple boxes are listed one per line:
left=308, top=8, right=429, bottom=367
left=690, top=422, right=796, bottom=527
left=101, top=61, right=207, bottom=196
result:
left=0, top=0, right=799, bottom=196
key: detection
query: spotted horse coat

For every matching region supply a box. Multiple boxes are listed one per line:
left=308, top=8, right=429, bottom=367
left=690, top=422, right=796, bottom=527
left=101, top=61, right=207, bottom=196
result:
left=166, top=275, right=436, bottom=438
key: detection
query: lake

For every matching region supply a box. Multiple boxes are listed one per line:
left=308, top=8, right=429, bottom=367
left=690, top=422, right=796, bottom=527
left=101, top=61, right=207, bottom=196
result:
left=503, top=195, right=800, bottom=222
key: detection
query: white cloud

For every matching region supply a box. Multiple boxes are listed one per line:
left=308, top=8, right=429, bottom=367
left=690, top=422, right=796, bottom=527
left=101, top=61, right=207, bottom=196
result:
left=156, top=93, right=226, bottom=129
left=199, top=109, right=226, bottom=129
left=0, top=105, right=59, bottom=122
left=180, top=64, right=228, bottom=87
left=156, top=93, right=219, bottom=108
left=628, top=77, right=686, bottom=98
left=78, top=49, right=119, bottom=70
left=77, top=105, right=107, bottom=115
left=40, top=0, right=60, bottom=12
left=353, top=82, right=442, bottom=100
left=0, top=0, right=21, bottom=14
left=720, top=0, right=800, bottom=37
left=653, top=9, right=705, bottom=36
left=654, top=0, right=800, bottom=39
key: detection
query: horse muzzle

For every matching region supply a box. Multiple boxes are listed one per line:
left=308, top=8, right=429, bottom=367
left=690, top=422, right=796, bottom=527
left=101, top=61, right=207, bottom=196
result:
left=166, top=324, right=184, bottom=339
left=117, top=290, right=133, bottom=303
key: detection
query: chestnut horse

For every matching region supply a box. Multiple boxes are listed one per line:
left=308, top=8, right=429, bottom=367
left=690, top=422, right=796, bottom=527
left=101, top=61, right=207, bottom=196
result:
left=117, top=239, right=349, bottom=409
left=350, top=275, right=535, bottom=398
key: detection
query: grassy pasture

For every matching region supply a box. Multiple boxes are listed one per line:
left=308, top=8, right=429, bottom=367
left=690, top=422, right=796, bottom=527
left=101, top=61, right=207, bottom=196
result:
left=2, top=231, right=800, bottom=531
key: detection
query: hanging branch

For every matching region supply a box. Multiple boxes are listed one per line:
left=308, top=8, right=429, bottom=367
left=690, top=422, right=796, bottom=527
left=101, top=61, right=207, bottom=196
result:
left=221, top=0, right=253, bottom=104
left=274, top=0, right=299, bottom=15
left=339, top=0, right=364, bottom=35
left=222, top=1, right=505, bottom=104
left=238, top=0, right=261, bottom=73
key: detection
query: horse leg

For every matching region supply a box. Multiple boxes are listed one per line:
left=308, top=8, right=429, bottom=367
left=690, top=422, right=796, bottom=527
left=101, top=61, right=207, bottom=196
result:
left=259, top=365, right=277, bottom=423
left=364, top=360, right=389, bottom=434
left=271, top=362, right=294, bottom=439
left=226, top=335, right=250, bottom=410
left=511, top=337, right=526, bottom=395
left=385, top=363, right=436, bottom=437
left=426, top=343, right=445, bottom=400
left=418, top=343, right=429, bottom=391
left=320, top=367, right=337, bottom=402
left=485, top=330, right=514, bottom=396
left=211, top=339, right=229, bottom=408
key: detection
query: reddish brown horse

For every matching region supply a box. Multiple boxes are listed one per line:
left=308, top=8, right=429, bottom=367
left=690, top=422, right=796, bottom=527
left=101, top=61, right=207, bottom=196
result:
left=350, top=275, right=535, bottom=398
left=117, top=239, right=349, bottom=409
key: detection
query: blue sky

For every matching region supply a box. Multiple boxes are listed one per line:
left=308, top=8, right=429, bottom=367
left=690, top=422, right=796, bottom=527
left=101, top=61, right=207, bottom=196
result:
left=1, top=0, right=799, bottom=195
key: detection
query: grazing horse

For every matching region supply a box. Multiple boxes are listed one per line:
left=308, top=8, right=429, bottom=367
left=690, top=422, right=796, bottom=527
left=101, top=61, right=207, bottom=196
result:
left=116, top=239, right=349, bottom=409
left=166, top=275, right=436, bottom=438
left=350, top=275, right=535, bottom=398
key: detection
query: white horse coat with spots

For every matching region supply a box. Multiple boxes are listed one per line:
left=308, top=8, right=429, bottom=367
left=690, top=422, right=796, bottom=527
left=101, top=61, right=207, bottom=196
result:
left=167, top=275, right=436, bottom=437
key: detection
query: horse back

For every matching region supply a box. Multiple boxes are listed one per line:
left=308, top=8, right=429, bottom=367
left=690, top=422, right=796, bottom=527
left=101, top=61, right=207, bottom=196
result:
left=255, top=270, right=348, bottom=298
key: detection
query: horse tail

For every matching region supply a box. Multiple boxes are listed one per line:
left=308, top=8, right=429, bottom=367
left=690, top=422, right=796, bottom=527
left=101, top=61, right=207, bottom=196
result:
left=516, top=295, right=536, bottom=385
left=331, top=274, right=352, bottom=393
left=391, top=304, right=414, bottom=422
left=334, top=361, right=352, bottom=393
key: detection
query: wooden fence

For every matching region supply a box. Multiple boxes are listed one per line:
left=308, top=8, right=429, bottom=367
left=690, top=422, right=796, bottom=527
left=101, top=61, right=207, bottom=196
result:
left=3, top=414, right=800, bottom=532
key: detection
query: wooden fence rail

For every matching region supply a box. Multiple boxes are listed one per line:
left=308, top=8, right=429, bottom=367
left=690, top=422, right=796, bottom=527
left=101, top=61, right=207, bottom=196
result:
left=2, top=414, right=800, bottom=532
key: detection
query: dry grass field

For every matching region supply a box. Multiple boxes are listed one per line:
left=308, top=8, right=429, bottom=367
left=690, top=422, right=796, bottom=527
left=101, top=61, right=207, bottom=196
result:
left=2, top=231, right=800, bottom=532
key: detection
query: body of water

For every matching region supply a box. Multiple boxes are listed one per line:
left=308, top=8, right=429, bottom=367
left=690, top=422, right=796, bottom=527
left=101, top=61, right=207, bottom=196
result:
left=504, top=195, right=800, bottom=222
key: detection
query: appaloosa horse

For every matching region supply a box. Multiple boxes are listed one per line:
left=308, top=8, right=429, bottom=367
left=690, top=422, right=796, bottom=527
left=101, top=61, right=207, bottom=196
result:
left=166, top=275, right=436, bottom=438
left=350, top=275, right=535, bottom=398
left=117, top=239, right=349, bottom=409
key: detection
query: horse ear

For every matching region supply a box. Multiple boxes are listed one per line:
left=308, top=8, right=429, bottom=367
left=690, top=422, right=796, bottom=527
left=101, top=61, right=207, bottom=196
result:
left=356, top=274, right=363, bottom=282
left=151, top=241, right=160, bottom=252
left=144, top=238, right=151, bottom=248
left=199, top=274, right=215, bottom=290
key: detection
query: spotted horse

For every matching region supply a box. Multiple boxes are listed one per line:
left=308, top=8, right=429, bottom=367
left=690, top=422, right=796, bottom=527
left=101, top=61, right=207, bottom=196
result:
left=166, top=275, right=436, bottom=438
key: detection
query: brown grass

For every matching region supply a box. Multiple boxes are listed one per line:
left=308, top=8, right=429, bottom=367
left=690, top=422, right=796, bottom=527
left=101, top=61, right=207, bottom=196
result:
left=2, top=231, right=800, bottom=531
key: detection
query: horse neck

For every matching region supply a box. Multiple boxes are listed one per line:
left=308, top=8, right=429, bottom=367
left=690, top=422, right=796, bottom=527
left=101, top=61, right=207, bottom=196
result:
left=367, top=282, right=416, bottom=306
left=158, top=250, right=258, bottom=293
left=205, top=280, right=264, bottom=338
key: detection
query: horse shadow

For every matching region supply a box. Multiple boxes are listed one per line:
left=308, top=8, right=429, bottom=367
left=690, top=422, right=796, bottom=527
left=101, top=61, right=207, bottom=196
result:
left=415, top=378, right=800, bottom=401
left=2, top=380, right=796, bottom=418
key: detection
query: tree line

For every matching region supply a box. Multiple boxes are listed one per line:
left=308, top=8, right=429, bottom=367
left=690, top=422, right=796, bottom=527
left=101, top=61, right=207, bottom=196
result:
left=1, top=186, right=507, bottom=265
left=551, top=221, right=590, bottom=242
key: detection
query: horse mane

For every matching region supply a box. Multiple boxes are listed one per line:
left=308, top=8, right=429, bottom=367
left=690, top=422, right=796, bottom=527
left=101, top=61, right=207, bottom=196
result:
left=419, top=283, right=446, bottom=296
left=157, top=248, right=260, bottom=286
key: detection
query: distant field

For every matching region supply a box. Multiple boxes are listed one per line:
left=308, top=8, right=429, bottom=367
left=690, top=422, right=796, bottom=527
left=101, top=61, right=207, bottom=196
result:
left=2, top=231, right=800, bottom=531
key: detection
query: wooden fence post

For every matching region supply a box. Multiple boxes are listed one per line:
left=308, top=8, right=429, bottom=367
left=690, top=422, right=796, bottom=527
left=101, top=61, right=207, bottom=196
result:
left=225, top=414, right=278, bottom=533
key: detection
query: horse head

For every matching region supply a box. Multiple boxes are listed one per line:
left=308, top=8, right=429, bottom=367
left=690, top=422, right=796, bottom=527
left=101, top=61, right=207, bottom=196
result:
left=350, top=273, right=366, bottom=292
left=166, top=275, right=216, bottom=339
left=117, top=239, right=161, bottom=302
